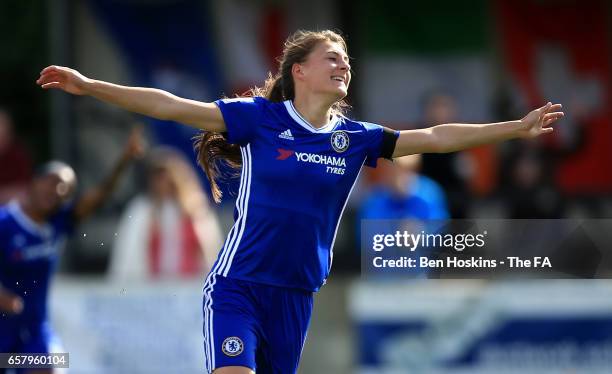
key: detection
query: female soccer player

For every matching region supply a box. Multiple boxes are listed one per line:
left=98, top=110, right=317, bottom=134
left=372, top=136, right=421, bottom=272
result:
left=36, top=30, right=563, bottom=374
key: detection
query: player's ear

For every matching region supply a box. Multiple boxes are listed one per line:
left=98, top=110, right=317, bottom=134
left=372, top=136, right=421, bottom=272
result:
left=292, top=63, right=305, bottom=81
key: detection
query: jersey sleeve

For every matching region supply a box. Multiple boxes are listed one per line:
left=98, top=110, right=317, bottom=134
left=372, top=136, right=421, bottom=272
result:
left=361, top=122, right=400, bottom=167
left=214, top=97, right=265, bottom=146
left=50, top=203, right=77, bottom=236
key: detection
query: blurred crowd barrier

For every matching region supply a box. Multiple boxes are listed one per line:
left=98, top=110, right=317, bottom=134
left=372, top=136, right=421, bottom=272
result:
left=49, top=277, right=612, bottom=373
left=50, top=277, right=204, bottom=373
left=350, top=280, right=612, bottom=373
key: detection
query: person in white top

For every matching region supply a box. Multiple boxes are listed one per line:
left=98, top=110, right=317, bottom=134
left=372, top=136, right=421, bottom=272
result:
left=109, top=147, right=222, bottom=281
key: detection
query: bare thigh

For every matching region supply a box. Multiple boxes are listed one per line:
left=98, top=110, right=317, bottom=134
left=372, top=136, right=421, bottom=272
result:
left=213, top=366, right=254, bottom=374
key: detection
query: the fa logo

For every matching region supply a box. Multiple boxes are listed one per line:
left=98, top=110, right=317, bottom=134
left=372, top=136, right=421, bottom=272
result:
left=222, top=336, right=244, bottom=357
left=331, top=131, right=349, bottom=153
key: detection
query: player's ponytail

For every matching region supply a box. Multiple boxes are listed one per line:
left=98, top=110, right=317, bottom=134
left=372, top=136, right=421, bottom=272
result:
left=195, top=30, right=349, bottom=203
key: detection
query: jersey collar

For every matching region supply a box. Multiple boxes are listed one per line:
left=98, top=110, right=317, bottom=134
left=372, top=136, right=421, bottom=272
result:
left=8, top=200, right=53, bottom=238
left=284, top=100, right=340, bottom=133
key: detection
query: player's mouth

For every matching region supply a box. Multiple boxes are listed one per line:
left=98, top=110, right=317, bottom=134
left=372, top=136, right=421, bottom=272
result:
left=331, top=75, right=345, bottom=83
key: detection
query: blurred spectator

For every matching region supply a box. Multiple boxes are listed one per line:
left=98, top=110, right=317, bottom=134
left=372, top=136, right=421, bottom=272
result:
left=418, top=92, right=472, bottom=218
left=498, top=104, right=588, bottom=218
left=357, top=155, right=447, bottom=278
left=359, top=155, right=449, bottom=221
left=109, top=147, right=222, bottom=281
left=0, top=107, right=33, bottom=203
left=502, top=144, right=566, bottom=219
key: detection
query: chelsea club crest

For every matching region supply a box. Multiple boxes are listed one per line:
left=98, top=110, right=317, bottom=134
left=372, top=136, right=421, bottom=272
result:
left=222, top=336, right=244, bottom=357
left=331, top=130, right=349, bottom=153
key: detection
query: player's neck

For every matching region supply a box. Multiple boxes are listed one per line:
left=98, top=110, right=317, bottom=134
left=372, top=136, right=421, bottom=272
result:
left=19, top=196, right=48, bottom=224
left=292, top=95, right=334, bottom=128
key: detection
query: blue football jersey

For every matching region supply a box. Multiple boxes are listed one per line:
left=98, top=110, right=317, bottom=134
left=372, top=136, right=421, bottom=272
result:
left=210, top=97, right=398, bottom=291
left=0, top=201, right=74, bottom=324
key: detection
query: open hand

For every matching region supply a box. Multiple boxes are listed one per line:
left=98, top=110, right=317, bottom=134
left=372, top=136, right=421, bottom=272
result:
left=520, top=102, right=564, bottom=138
left=122, top=126, right=147, bottom=160
left=36, top=65, right=91, bottom=95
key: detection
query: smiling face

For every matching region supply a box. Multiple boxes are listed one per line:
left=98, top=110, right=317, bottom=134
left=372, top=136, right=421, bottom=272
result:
left=293, top=40, right=351, bottom=102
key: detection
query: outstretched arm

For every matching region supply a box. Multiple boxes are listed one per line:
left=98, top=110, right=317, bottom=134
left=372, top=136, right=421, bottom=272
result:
left=392, top=102, right=564, bottom=157
left=36, top=65, right=226, bottom=132
left=72, top=127, right=145, bottom=223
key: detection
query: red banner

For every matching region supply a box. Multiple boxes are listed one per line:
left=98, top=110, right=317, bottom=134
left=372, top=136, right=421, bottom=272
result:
left=496, top=0, right=611, bottom=193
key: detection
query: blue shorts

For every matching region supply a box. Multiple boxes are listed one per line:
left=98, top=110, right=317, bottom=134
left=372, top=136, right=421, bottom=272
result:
left=0, top=319, right=61, bottom=374
left=202, top=274, right=313, bottom=373
left=0, top=319, right=58, bottom=353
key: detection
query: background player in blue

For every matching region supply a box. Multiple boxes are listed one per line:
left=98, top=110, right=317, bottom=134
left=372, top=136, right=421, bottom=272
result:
left=0, top=129, right=143, bottom=374
left=36, top=30, right=564, bottom=373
